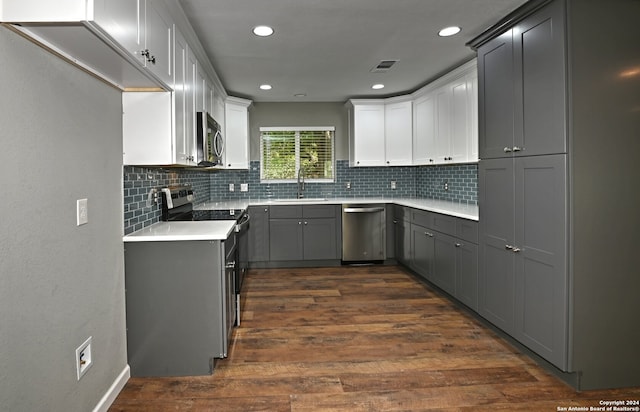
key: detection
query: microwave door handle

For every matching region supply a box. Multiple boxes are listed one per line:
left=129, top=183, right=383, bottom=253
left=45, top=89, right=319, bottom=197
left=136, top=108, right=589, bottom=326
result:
left=214, top=130, right=224, bottom=157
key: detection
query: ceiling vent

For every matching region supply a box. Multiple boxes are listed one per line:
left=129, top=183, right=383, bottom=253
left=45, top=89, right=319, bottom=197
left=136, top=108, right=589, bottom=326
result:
left=370, top=60, right=399, bottom=73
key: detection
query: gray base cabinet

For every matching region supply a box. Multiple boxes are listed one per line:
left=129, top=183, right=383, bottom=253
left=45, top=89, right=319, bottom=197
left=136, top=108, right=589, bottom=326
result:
left=395, top=206, right=479, bottom=311
left=269, top=218, right=304, bottom=261
left=392, top=206, right=411, bottom=265
left=124, top=240, right=229, bottom=377
left=247, top=206, right=270, bottom=262
left=410, top=224, right=434, bottom=278
left=255, top=204, right=340, bottom=263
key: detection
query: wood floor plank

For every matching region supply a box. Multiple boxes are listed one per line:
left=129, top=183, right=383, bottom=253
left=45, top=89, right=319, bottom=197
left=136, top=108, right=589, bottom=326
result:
left=110, top=266, right=640, bottom=411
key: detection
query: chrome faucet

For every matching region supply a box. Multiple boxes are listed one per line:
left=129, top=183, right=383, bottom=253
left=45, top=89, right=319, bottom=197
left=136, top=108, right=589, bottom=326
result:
left=297, top=167, right=305, bottom=199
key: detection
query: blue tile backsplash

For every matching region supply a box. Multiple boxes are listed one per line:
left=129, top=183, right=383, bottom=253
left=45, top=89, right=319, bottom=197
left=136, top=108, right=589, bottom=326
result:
left=123, top=166, right=210, bottom=235
left=123, top=161, right=478, bottom=234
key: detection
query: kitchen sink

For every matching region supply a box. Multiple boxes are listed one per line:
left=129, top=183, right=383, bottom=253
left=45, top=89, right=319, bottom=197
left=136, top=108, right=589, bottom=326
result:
left=271, top=198, right=328, bottom=203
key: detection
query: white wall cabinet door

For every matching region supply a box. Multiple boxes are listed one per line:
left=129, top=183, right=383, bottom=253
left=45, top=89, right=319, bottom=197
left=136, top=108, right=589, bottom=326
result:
left=94, top=0, right=143, bottom=63
left=450, top=75, right=471, bottom=163
left=185, top=44, right=197, bottom=165
left=173, top=27, right=188, bottom=165
left=413, top=92, right=437, bottom=165
left=349, top=103, right=385, bottom=167
left=468, top=71, right=479, bottom=162
left=224, top=97, right=252, bottom=169
left=195, top=61, right=206, bottom=114
left=143, top=0, right=172, bottom=87
left=434, top=85, right=452, bottom=164
left=384, top=100, right=413, bottom=166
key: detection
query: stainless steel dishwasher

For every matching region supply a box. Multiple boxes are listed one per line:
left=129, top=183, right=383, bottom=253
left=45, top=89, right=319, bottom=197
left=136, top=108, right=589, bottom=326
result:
left=342, top=204, right=386, bottom=263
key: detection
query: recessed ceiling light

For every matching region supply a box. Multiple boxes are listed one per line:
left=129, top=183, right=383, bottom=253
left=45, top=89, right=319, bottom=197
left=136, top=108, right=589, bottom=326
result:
left=252, top=25, right=274, bottom=37
left=372, top=84, right=385, bottom=90
left=438, top=26, right=461, bottom=37
left=259, top=84, right=272, bottom=90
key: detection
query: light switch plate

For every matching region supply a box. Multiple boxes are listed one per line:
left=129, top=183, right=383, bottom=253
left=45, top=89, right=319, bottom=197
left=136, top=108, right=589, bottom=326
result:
left=240, top=183, right=248, bottom=192
left=229, top=183, right=235, bottom=192
left=77, top=199, right=88, bottom=226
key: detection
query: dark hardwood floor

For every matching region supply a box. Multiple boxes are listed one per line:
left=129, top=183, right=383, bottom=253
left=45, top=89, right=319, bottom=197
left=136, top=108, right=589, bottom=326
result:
left=110, top=265, right=640, bottom=411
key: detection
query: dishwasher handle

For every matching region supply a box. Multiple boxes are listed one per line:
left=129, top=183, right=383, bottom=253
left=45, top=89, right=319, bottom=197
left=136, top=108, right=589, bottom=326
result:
left=343, top=207, right=385, bottom=213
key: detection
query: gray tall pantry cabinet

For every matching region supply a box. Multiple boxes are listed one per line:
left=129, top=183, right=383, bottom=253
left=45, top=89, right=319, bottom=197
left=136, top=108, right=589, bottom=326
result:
left=469, top=0, right=640, bottom=390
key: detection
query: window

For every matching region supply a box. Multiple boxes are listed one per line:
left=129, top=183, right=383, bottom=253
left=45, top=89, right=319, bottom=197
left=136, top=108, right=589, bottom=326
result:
left=260, top=126, right=335, bottom=182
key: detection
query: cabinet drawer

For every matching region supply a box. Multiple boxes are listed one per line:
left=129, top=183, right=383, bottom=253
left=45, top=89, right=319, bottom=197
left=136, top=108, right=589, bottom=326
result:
left=303, top=204, right=336, bottom=218
left=269, top=205, right=303, bottom=219
left=432, top=213, right=456, bottom=236
left=411, top=209, right=434, bottom=228
left=393, top=205, right=410, bottom=222
left=456, top=219, right=478, bottom=244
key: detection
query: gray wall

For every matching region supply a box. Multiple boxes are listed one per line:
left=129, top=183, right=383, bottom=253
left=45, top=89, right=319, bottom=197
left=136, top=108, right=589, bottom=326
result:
left=249, top=102, right=349, bottom=161
left=0, top=28, right=127, bottom=410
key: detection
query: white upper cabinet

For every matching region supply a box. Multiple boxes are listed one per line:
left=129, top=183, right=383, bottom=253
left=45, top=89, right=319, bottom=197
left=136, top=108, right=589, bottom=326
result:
left=413, top=93, right=436, bottom=164
left=93, top=1, right=142, bottom=59
left=412, top=59, right=478, bottom=166
left=347, top=98, right=413, bottom=167
left=1, top=0, right=173, bottom=89
left=224, top=97, right=252, bottom=169
left=143, top=0, right=173, bottom=87
left=347, top=62, right=478, bottom=168
left=347, top=102, right=386, bottom=167
left=173, top=26, right=191, bottom=165
left=434, top=85, right=452, bottom=163
left=384, top=99, right=413, bottom=166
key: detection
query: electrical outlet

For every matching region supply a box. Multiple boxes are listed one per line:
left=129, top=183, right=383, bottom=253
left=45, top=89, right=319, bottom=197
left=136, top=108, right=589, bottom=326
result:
left=443, top=180, right=449, bottom=191
left=229, top=183, right=235, bottom=192
left=75, top=337, right=93, bottom=380
left=240, top=183, right=248, bottom=192
left=346, top=182, right=351, bottom=189
left=390, top=180, right=397, bottom=190
left=76, top=199, right=88, bottom=226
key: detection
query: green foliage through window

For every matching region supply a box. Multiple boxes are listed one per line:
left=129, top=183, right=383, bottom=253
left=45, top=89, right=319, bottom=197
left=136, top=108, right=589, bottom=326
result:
left=260, top=127, right=335, bottom=182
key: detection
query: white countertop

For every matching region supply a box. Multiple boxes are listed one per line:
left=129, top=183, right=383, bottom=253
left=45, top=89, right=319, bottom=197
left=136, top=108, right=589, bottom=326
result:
left=123, top=221, right=236, bottom=242
left=196, top=197, right=478, bottom=221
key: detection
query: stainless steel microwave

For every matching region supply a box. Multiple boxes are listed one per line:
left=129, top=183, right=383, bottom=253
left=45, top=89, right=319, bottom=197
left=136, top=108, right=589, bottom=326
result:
left=196, top=112, right=224, bottom=167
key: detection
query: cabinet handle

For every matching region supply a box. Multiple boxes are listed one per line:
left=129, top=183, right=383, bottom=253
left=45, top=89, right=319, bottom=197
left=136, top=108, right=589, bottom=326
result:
left=455, top=243, right=462, bottom=248
left=503, top=147, right=513, bottom=153
left=505, top=245, right=514, bottom=250
left=429, top=159, right=434, bottom=163
left=393, top=220, right=398, bottom=224
left=149, top=55, right=156, bottom=65
left=512, top=146, right=522, bottom=152
left=425, top=232, right=434, bottom=237
left=298, top=221, right=302, bottom=225
left=386, top=161, right=390, bottom=164
left=304, top=221, right=308, bottom=225
left=512, top=247, right=521, bottom=253
left=264, top=208, right=268, bottom=212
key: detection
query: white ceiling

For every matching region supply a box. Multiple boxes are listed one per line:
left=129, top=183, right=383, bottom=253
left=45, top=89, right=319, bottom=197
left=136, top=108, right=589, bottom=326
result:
left=178, top=0, right=528, bottom=102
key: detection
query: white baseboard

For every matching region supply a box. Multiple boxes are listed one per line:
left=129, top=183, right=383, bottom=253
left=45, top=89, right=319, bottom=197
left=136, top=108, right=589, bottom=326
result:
left=93, top=365, right=131, bottom=412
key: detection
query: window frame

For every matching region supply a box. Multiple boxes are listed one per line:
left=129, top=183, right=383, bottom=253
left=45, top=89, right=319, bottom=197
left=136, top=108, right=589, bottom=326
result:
left=259, top=126, right=336, bottom=183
